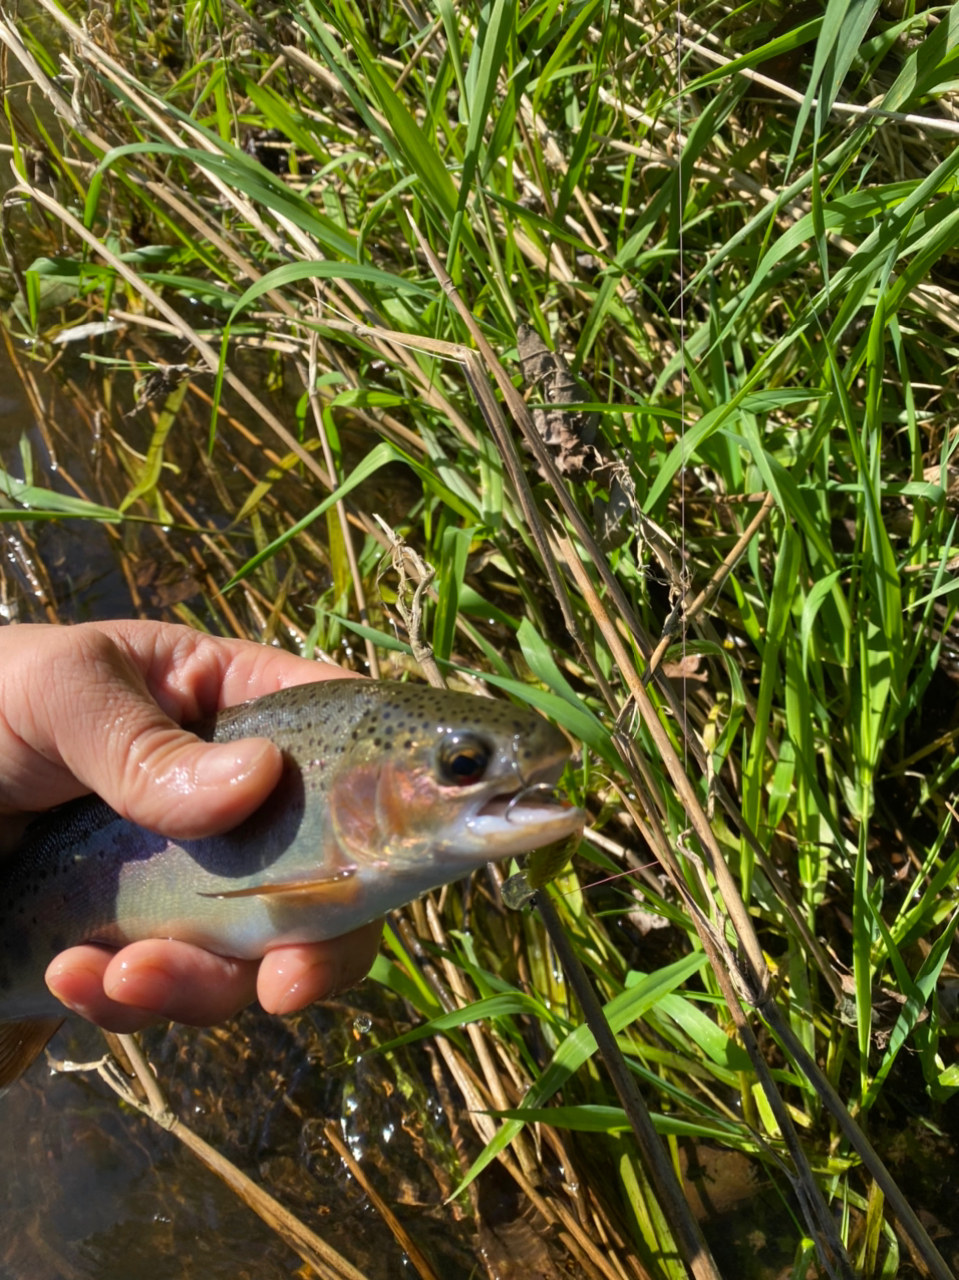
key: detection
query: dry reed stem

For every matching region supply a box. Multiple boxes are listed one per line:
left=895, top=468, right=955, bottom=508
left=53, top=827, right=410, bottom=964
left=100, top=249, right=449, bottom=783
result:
left=559, top=533, right=953, bottom=1280
left=322, top=1122, right=443, bottom=1280
left=372, top=521, right=447, bottom=690
left=641, top=492, right=776, bottom=684
left=48, top=1034, right=373, bottom=1280
left=681, top=20, right=959, bottom=137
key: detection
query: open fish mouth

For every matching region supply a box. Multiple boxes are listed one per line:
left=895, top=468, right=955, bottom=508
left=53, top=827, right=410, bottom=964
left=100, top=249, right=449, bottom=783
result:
left=477, top=782, right=574, bottom=825
left=465, top=768, right=586, bottom=847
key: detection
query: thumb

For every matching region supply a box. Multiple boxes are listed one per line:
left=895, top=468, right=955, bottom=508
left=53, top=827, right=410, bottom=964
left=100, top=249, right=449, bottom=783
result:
left=30, top=629, right=284, bottom=838
left=93, top=724, right=284, bottom=839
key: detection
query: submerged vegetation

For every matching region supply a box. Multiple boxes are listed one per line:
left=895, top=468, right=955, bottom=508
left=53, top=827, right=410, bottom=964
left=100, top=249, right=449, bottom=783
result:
left=3, top=0, right=959, bottom=1274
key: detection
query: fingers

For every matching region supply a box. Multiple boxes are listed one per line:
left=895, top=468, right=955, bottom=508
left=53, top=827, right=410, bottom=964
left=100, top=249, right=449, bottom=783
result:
left=45, top=942, right=259, bottom=1031
left=256, top=922, right=385, bottom=1015
left=91, top=618, right=353, bottom=719
left=7, top=621, right=377, bottom=1039
left=94, top=730, right=285, bottom=841
left=44, top=923, right=384, bottom=1030
left=0, top=621, right=355, bottom=836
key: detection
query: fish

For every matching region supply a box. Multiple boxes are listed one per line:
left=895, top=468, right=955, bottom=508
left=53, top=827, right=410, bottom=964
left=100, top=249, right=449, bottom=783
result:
left=0, top=678, right=585, bottom=1088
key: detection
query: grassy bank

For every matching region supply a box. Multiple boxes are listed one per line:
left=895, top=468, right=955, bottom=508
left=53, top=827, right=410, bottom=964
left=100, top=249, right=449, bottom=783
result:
left=2, top=0, right=959, bottom=1275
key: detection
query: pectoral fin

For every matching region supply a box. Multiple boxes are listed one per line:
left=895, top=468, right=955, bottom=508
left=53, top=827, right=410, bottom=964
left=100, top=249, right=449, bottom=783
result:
left=0, top=1017, right=64, bottom=1092
left=198, top=867, right=359, bottom=906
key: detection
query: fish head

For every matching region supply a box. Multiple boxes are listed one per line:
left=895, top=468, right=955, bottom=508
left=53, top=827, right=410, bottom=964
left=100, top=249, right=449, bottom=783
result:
left=326, top=684, right=586, bottom=870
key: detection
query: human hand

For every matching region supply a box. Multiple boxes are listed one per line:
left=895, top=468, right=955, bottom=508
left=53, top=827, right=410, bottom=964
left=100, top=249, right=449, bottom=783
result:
left=0, top=620, right=382, bottom=1032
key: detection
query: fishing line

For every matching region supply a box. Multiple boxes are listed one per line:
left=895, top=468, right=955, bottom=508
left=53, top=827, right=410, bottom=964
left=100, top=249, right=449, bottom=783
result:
left=565, top=865, right=660, bottom=896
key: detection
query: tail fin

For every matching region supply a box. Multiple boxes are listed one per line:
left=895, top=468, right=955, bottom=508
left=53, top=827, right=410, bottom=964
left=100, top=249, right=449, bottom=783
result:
left=0, top=1017, right=64, bottom=1092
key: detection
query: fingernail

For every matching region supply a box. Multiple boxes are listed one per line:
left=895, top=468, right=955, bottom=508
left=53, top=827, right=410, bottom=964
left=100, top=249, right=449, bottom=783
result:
left=104, top=960, right=177, bottom=1014
left=273, top=960, right=341, bottom=1016
left=45, top=958, right=100, bottom=1019
left=193, top=739, right=277, bottom=790
left=45, top=977, right=95, bottom=1022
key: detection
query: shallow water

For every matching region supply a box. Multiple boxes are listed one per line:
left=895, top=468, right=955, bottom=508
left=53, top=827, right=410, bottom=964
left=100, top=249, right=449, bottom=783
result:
left=0, top=995, right=487, bottom=1280
left=0, top=329, right=574, bottom=1279
left=0, top=341, right=135, bottom=622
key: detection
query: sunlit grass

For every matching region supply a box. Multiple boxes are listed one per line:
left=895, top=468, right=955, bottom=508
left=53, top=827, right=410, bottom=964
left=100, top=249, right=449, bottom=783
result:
left=3, top=0, right=959, bottom=1274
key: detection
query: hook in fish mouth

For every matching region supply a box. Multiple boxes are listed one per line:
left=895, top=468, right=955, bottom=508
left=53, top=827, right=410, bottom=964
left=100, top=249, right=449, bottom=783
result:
left=457, top=733, right=584, bottom=852
left=504, top=781, right=566, bottom=823
left=470, top=770, right=579, bottom=832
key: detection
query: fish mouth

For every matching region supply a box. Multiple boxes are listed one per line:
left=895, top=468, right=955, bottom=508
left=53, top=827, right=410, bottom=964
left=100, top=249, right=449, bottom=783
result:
left=464, top=762, right=586, bottom=850
left=476, top=785, right=574, bottom=825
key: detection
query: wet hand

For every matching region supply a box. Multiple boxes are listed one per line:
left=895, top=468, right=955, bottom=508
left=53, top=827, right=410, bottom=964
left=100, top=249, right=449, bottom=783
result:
left=0, top=619, right=382, bottom=1030
left=44, top=929, right=383, bottom=1032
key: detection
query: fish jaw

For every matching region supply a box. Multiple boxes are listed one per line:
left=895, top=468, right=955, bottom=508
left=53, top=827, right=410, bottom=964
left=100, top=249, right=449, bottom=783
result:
left=327, top=726, right=585, bottom=869
left=437, top=752, right=586, bottom=857
left=456, top=783, right=586, bottom=856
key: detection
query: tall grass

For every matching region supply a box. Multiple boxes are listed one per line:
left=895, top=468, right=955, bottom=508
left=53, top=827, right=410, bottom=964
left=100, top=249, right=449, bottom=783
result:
left=3, top=0, right=959, bottom=1275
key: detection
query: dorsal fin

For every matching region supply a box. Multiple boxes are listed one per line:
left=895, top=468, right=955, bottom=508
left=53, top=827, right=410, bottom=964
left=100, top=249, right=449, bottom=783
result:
left=0, top=1017, right=64, bottom=1092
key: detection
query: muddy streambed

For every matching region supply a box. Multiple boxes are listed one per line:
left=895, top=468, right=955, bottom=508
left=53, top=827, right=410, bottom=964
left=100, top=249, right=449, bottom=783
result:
left=2, top=1000, right=484, bottom=1280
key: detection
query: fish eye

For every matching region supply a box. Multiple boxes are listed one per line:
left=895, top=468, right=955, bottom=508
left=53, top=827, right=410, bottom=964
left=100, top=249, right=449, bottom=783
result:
left=437, top=733, right=492, bottom=786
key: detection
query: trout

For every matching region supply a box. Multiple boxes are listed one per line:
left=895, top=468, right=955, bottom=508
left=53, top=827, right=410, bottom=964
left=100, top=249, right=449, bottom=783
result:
left=0, top=679, right=585, bottom=1088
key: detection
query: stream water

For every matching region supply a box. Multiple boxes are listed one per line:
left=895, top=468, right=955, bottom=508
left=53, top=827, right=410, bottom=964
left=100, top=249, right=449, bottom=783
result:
left=0, top=333, right=492, bottom=1280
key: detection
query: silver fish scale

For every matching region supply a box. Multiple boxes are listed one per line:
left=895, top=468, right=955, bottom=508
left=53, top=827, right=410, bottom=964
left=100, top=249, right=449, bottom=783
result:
left=0, top=680, right=581, bottom=1030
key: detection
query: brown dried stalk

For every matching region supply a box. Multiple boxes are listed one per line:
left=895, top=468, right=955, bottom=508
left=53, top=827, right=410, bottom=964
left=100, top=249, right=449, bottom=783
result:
left=46, top=1034, right=370, bottom=1280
